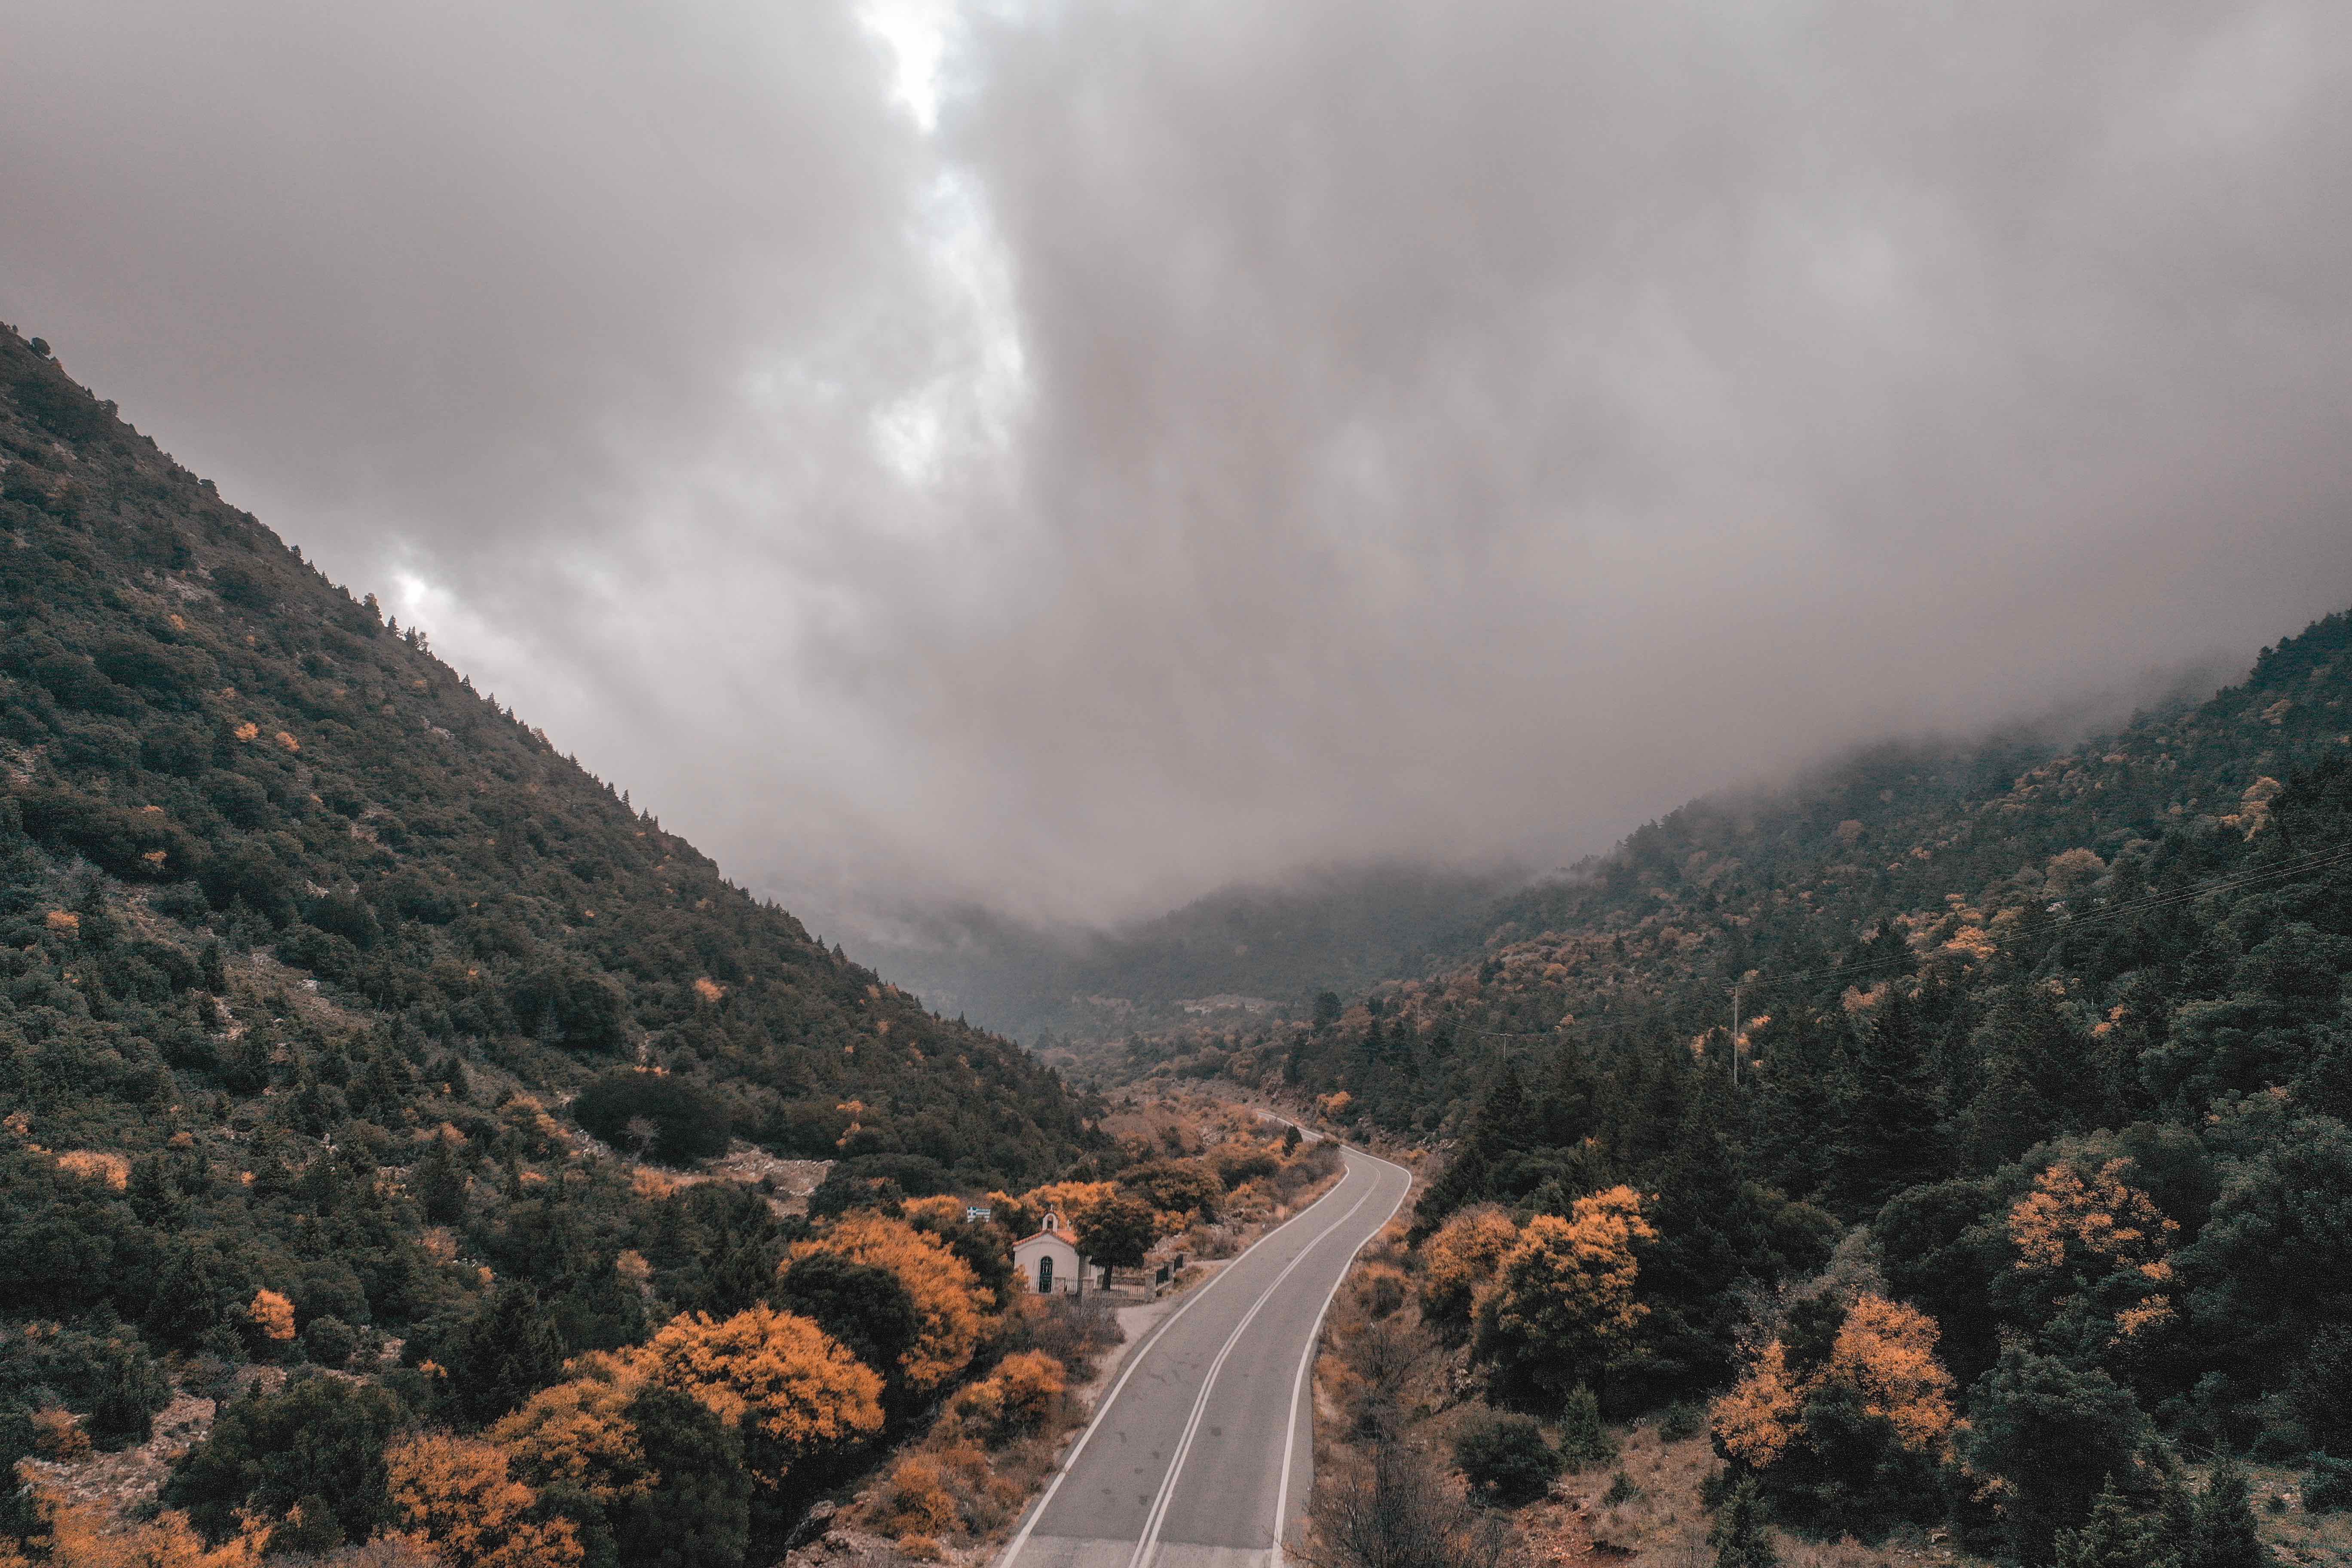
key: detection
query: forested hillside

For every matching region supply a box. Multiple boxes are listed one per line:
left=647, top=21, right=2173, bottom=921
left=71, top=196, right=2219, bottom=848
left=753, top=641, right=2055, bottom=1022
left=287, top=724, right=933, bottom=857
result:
left=1145, top=607, right=2352, bottom=1560
left=0, top=323, right=1108, bottom=1558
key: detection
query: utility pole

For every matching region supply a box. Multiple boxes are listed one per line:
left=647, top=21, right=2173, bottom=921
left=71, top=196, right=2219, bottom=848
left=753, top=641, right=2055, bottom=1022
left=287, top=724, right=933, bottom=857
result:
left=1730, top=982, right=1743, bottom=1088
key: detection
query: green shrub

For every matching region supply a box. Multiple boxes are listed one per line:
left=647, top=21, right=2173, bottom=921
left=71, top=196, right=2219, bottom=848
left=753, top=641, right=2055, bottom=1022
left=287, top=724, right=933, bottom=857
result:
left=300, top=1316, right=359, bottom=1369
left=1557, top=1384, right=1619, bottom=1471
left=574, top=1069, right=730, bottom=1165
left=165, top=1374, right=409, bottom=1544
left=1452, top=1411, right=1560, bottom=1506
left=2306, top=1455, right=2352, bottom=1514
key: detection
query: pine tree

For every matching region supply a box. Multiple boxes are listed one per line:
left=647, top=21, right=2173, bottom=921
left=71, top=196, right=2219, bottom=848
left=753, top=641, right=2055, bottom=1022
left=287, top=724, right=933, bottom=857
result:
left=416, top=1133, right=469, bottom=1224
left=1712, top=1478, right=1780, bottom=1568
left=450, top=1285, right=567, bottom=1425
left=1556, top=1384, right=1618, bottom=1470
left=2054, top=1477, right=2176, bottom=1568
left=1832, top=992, right=1947, bottom=1215
left=2184, top=1459, right=2274, bottom=1568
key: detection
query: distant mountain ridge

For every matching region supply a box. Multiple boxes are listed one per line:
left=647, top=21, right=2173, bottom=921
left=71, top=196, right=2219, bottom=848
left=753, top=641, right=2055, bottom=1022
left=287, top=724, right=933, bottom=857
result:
left=822, top=861, right=1522, bottom=1050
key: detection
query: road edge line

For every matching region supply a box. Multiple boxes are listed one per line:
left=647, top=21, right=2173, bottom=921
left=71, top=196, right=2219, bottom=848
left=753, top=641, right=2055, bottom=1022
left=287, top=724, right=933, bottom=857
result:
left=992, top=1151, right=1369, bottom=1568
left=1269, top=1136, right=1415, bottom=1568
left=1123, top=1184, right=1380, bottom=1568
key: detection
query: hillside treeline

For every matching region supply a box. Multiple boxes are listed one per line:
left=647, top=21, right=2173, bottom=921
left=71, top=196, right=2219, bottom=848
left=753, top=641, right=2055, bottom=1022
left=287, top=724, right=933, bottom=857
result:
left=1148, top=607, right=2352, bottom=1561
left=0, top=325, right=1131, bottom=1558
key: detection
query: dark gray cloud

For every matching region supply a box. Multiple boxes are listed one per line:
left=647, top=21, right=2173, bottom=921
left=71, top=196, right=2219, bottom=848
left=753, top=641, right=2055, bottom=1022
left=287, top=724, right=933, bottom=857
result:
left=6, top=0, right=2351, bottom=932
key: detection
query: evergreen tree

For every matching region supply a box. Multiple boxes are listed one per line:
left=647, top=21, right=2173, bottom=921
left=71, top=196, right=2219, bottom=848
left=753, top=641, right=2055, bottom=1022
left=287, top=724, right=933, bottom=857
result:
left=1831, top=993, right=1948, bottom=1216
left=1712, top=1478, right=1780, bottom=1568
left=773, top=1253, right=921, bottom=1394
left=1957, top=1346, right=2150, bottom=1567
left=611, top=1387, right=752, bottom=1568
left=1556, top=1385, right=1618, bottom=1470
left=415, top=1134, right=468, bottom=1224
left=447, top=1285, right=566, bottom=1426
left=2184, top=1459, right=2273, bottom=1568
left=2054, top=1477, right=2176, bottom=1568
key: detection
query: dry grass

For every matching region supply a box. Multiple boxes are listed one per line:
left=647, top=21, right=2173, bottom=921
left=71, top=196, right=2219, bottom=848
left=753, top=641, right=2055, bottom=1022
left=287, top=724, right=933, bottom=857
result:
left=1504, top=1418, right=1994, bottom=1568
left=2223, top=1462, right=2352, bottom=1567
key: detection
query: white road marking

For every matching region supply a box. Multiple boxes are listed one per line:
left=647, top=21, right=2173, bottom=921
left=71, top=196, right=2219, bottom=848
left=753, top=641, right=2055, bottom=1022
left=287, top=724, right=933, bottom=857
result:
left=997, top=1158, right=1381, bottom=1568
left=1269, top=1149, right=1410, bottom=1568
left=1122, top=1182, right=1380, bottom=1568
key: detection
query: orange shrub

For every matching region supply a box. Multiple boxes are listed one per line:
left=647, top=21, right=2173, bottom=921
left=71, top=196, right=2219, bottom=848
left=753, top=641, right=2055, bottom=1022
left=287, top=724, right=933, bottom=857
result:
left=948, top=1351, right=1066, bottom=1445
left=1418, top=1206, right=1517, bottom=1337
left=1018, top=1181, right=1120, bottom=1242
left=642, top=1305, right=883, bottom=1480
left=490, top=1370, right=650, bottom=1507
left=869, top=1454, right=959, bottom=1540
left=15, top=1488, right=267, bottom=1568
left=247, top=1289, right=296, bottom=1342
left=385, top=1433, right=583, bottom=1568
left=2008, top=1158, right=2179, bottom=1341
left=55, top=1152, right=129, bottom=1191
left=1712, top=1340, right=1801, bottom=1468
left=1475, top=1187, right=1654, bottom=1357
left=901, top=1195, right=967, bottom=1227
left=31, top=1408, right=90, bottom=1460
left=1352, top=1264, right=1408, bottom=1319
left=789, top=1214, right=980, bottom=1390
left=1712, top=1292, right=1955, bottom=1470
left=1831, top=1294, right=1955, bottom=1453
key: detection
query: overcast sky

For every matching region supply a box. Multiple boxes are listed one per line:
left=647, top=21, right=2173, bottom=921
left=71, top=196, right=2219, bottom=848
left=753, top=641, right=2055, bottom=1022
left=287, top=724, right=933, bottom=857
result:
left=6, top=0, right=2350, bottom=931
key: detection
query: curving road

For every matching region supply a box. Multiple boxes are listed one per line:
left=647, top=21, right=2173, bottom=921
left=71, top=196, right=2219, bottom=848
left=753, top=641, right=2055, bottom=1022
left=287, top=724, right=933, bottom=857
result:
left=1000, top=1143, right=1412, bottom=1568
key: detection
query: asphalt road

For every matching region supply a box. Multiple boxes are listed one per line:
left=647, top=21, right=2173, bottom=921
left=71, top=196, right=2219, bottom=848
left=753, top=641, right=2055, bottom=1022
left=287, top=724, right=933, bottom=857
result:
left=1001, top=1144, right=1413, bottom=1568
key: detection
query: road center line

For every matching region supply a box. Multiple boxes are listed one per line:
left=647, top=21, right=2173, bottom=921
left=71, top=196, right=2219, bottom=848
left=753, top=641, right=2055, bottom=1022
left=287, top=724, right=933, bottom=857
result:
left=1269, top=1151, right=1411, bottom=1568
left=1123, top=1176, right=1380, bottom=1568
left=995, top=1158, right=1378, bottom=1568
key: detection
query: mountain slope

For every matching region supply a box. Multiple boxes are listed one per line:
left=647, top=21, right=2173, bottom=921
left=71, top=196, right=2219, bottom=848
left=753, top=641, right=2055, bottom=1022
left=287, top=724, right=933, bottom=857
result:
left=1119, top=603, right=2352, bottom=1537
left=0, top=322, right=1092, bottom=1188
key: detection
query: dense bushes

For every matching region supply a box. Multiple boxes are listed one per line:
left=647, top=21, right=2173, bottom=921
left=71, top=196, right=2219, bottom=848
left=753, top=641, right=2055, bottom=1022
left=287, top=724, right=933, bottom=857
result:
left=575, top=1069, right=732, bottom=1164
left=166, top=1374, right=411, bottom=1545
left=1452, top=1412, right=1559, bottom=1505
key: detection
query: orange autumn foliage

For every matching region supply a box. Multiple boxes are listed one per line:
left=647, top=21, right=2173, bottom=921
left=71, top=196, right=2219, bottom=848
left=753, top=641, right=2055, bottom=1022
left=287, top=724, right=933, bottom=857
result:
left=1831, top=1295, right=1956, bottom=1452
left=31, top=1408, right=89, bottom=1460
left=946, top=1351, right=1066, bottom=1445
left=900, top=1195, right=968, bottom=1228
left=490, top=1361, right=651, bottom=1508
left=1712, top=1293, right=1955, bottom=1469
left=1477, top=1186, right=1655, bottom=1352
left=10, top=1489, right=267, bottom=1568
left=790, top=1214, right=980, bottom=1390
left=246, top=1289, right=295, bottom=1342
left=2008, top=1158, right=2179, bottom=1341
left=642, top=1305, right=883, bottom=1478
left=1712, top=1340, right=1803, bottom=1468
left=1017, top=1182, right=1119, bottom=1243
left=1418, top=1205, right=1519, bottom=1333
left=55, top=1152, right=129, bottom=1191
left=386, top=1433, right=584, bottom=1568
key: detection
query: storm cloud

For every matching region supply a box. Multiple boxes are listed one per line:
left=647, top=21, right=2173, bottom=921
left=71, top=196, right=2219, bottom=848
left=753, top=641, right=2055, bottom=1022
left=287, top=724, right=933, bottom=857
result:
left=6, top=0, right=2351, bottom=930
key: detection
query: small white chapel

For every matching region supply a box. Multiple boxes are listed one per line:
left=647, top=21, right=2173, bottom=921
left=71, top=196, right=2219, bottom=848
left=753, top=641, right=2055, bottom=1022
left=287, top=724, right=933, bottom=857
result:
left=1012, top=1209, right=1093, bottom=1295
